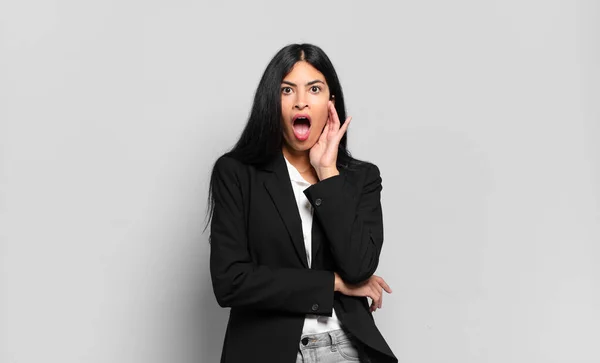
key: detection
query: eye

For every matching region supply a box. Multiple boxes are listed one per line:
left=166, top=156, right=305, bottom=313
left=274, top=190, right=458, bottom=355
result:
left=310, top=85, right=321, bottom=93
left=281, top=86, right=292, bottom=95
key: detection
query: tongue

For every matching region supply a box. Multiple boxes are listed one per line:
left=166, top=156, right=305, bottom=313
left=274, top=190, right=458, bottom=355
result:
left=293, top=123, right=310, bottom=140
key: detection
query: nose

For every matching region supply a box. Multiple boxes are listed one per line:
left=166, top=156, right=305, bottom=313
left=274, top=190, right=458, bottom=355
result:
left=294, top=94, right=308, bottom=110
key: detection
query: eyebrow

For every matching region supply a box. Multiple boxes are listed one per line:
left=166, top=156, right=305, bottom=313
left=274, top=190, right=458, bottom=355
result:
left=281, top=80, right=326, bottom=87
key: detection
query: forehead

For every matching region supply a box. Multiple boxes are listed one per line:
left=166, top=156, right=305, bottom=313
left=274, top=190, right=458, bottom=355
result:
left=282, top=61, right=326, bottom=82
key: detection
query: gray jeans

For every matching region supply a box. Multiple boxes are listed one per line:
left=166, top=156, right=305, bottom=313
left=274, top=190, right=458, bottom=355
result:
left=295, top=329, right=370, bottom=363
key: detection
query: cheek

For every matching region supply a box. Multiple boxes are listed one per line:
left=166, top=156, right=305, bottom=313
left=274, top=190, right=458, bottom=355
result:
left=281, top=98, right=292, bottom=114
left=280, top=100, right=292, bottom=128
left=311, top=102, right=329, bottom=129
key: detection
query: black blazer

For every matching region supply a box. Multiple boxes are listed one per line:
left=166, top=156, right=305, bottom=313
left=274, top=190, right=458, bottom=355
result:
left=210, top=151, right=397, bottom=363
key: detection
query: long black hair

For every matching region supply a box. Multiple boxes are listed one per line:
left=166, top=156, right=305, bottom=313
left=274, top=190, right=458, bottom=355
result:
left=205, top=43, right=361, bottom=230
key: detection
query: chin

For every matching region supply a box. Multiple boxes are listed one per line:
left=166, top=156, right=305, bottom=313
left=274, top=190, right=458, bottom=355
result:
left=291, top=143, right=313, bottom=152
left=284, top=136, right=316, bottom=152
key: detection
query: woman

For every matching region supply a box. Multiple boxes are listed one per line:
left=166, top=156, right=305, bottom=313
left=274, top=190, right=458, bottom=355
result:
left=208, top=43, right=397, bottom=363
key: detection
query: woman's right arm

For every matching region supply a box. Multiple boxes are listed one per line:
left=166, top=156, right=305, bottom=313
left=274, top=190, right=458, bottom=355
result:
left=209, top=156, right=335, bottom=315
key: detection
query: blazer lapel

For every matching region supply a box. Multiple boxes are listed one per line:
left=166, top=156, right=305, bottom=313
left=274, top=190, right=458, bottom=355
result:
left=262, top=152, right=309, bottom=268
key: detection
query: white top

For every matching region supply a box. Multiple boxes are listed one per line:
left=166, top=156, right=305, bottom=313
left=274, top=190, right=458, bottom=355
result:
left=283, top=156, right=342, bottom=334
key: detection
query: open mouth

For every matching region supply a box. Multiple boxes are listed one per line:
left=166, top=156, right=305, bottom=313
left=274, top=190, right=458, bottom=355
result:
left=292, top=114, right=311, bottom=141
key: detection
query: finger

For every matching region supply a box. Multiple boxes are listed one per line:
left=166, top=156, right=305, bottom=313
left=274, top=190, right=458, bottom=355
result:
left=377, top=277, right=393, bottom=294
left=318, top=120, right=330, bottom=142
left=337, top=117, right=351, bottom=141
left=370, top=299, right=377, bottom=313
left=325, top=107, right=336, bottom=135
left=370, top=284, right=381, bottom=305
left=374, top=294, right=381, bottom=310
left=375, top=284, right=382, bottom=308
left=369, top=295, right=378, bottom=312
left=374, top=285, right=382, bottom=308
left=328, top=101, right=341, bottom=130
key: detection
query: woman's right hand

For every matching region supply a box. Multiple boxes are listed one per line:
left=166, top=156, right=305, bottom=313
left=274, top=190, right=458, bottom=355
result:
left=334, top=273, right=392, bottom=312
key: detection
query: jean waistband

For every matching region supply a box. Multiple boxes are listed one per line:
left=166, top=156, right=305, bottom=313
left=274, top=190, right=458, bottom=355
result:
left=299, top=329, right=354, bottom=349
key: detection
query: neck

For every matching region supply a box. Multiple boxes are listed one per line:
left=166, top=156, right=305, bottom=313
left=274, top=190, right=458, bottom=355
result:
left=282, top=145, right=312, bottom=173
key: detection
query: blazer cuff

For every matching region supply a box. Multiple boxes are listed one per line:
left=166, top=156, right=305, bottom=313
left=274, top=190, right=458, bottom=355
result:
left=303, top=174, right=358, bottom=210
left=302, top=270, right=335, bottom=316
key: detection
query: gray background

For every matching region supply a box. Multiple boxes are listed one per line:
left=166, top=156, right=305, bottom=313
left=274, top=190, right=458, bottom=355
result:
left=1, top=0, right=599, bottom=362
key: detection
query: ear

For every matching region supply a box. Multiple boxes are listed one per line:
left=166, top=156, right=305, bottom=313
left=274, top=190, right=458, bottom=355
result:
left=330, top=94, right=335, bottom=105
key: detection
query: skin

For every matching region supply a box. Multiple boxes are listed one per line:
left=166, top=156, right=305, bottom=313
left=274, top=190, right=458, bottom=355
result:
left=280, top=61, right=392, bottom=312
left=280, top=61, right=342, bottom=183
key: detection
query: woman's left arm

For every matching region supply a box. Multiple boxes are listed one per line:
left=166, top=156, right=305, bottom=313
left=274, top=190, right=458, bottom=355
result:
left=303, top=163, right=383, bottom=285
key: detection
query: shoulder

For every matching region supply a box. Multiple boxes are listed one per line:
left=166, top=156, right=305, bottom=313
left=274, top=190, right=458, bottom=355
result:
left=337, top=158, right=383, bottom=195
left=212, top=154, right=250, bottom=188
left=214, top=154, right=245, bottom=172
left=340, top=158, right=381, bottom=181
left=361, top=162, right=382, bottom=191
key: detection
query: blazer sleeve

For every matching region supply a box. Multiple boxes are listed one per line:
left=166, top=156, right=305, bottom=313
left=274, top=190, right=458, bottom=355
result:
left=209, top=156, right=335, bottom=315
left=303, top=163, right=384, bottom=284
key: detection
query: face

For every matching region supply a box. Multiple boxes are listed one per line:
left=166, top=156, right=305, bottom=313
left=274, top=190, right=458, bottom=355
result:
left=280, top=61, right=331, bottom=153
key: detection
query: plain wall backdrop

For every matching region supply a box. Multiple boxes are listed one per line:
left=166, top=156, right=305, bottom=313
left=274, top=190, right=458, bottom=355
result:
left=1, top=1, right=599, bottom=362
